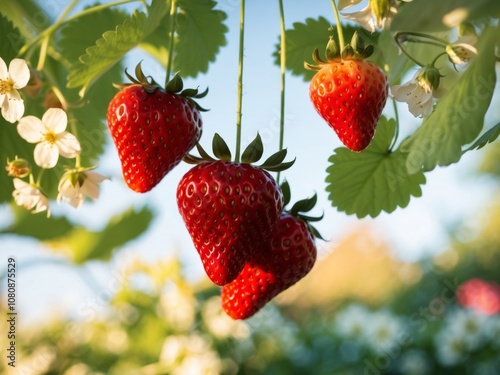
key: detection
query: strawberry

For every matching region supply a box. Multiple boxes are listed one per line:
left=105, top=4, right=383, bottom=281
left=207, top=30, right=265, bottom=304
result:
left=107, top=63, right=205, bottom=193
left=306, top=33, right=388, bottom=152
left=221, top=182, right=321, bottom=320
left=177, top=134, right=294, bottom=286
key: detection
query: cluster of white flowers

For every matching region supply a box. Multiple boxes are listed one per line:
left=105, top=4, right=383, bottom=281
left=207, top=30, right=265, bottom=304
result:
left=333, top=304, right=406, bottom=355
left=434, top=308, right=499, bottom=367
left=1, top=56, right=107, bottom=217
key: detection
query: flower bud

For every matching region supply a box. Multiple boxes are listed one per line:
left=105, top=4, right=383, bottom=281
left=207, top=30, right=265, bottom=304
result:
left=417, top=66, right=441, bottom=93
left=6, top=157, right=31, bottom=178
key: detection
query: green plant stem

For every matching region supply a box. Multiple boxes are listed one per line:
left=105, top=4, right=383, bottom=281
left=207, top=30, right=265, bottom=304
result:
left=395, top=31, right=449, bottom=46
left=165, top=0, right=179, bottom=86
left=330, top=0, right=345, bottom=53
left=19, top=0, right=140, bottom=57
left=394, top=34, right=425, bottom=67
left=235, top=0, right=246, bottom=163
left=277, top=0, right=286, bottom=184
left=388, top=99, right=399, bottom=152
left=430, top=51, right=448, bottom=67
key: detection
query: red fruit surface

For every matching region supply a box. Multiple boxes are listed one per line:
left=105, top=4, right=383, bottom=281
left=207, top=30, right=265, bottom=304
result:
left=221, top=213, right=317, bottom=319
left=309, top=59, right=388, bottom=152
left=107, top=84, right=202, bottom=192
left=176, top=160, right=283, bottom=286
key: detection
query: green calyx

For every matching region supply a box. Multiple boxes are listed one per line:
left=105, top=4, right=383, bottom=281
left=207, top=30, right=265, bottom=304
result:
left=183, top=133, right=295, bottom=172
left=304, top=32, right=374, bottom=71
left=280, top=180, right=324, bottom=240
left=114, top=62, right=209, bottom=111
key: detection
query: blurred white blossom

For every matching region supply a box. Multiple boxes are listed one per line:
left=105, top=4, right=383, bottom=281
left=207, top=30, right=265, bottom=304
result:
left=364, top=309, right=406, bottom=355
left=57, top=169, right=107, bottom=209
left=334, top=304, right=371, bottom=340
left=202, top=296, right=249, bottom=340
left=158, top=284, right=196, bottom=331
left=12, top=177, right=50, bottom=217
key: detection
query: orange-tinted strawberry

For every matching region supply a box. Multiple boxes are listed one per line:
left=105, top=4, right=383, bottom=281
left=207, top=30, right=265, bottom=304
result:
left=306, top=33, right=388, bottom=152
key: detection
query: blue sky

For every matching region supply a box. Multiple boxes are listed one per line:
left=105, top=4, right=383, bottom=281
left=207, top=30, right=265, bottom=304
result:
left=0, top=0, right=499, bottom=322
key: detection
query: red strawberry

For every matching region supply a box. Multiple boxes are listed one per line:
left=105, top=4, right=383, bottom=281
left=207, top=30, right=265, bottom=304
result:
left=107, top=65, right=205, bottom=192
left=306, top=34, right=388, bottom=152
left=176, top=160, right=284, bottom=286
left=221, top=212, right=317, bottom=320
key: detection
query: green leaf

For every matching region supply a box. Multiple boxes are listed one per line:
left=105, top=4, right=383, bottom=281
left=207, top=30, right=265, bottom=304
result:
left=403, top=28, right=498, bottom=174
left=0, top=13, right=23, bottom=61
left=212, top=133, right=232, bottom=161
left=291, top=194, right=318, bottom=215
left=174, top=0, right=228, bottom=77
left=241, top=134, right=264, bottom=164
left=281, top=180, right=291, bottom=207
left=261, top=149, right=287, bottom=168
left=326, top=117, right=426, bottom=218
left=50, top=206, right=155, bottom=264
left=67, top=0, right=168, bottom=95
left=56, top=5, right=128, bottom=66
left=391, top=0, right=500, bottom=32
left=464, top=122, right=500, bottom=152
left=274, top=17, right=377, bottom=82
left=141, top=0, right=228, bottom=78
left=0, top=205, right=74, bottom=241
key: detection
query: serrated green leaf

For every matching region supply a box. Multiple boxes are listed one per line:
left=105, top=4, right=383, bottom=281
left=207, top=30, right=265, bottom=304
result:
left=0, top=205, right=74, bottom=240
left=49, top=206, right=155, bottom=264
left=0, top=13, right=23, bottom=61
left=141, top=0, right=228, bottom=78
left=241, top=134, right=264, bottom=164
left=174, top=0, right=228, bottom=77
left=464, top=122, right=500, bottom=152
left=403, top=28, right=497, bottom=175
left=56, top=5, right=128, bottom=66
left=391, top=0, right=500, bottom=32
left=326, top=117, right=426, bottom=218
left=274, top=17, right=377, bottom=82
left=212, top=133, right=231, bottom=161
left=67, top=0, right=168, bottom=95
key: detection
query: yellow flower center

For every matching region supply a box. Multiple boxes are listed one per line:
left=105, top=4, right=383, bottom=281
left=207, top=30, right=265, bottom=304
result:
left=44, top=131, right=57, bottom=144
left=0, top=79, right=14, bottom=94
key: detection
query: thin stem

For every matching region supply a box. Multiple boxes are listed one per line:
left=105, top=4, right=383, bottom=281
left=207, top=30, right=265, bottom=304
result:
left=165, top=0, right=179, bottom=86
left=405, top=39, right=446, bottom=49
left=395, top=31, right=449, bottom=46
left=388, top=99, right=399, bottom=152
left=36, top=36, right=50, bottom=71
left=235, top=0, right=246, bottom=163
left=19, top=0, right=140, bottom=57
left=394, top=34, right=425, bottom=67
left=330, top=0, right=345, bottom=53
left=277, top=0, right=286, bottom=184
left=430, top=51, right=448, bottom=67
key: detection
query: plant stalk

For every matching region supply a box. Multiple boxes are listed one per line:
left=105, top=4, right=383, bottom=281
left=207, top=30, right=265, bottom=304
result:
left=235, top=0, right=246, bottom=163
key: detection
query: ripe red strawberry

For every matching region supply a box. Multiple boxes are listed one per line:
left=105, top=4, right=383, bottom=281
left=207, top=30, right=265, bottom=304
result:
left=107, top=65, right=204, bottom=192
left=221, top=213, right=317, bottom=320
left=306, top=34, right=388, bottom=152
left=176, top=160, right=284, bottom=286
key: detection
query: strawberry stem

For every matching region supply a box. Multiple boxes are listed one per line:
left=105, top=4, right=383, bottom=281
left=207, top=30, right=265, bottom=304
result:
left=235, top=0, right=246, bottom=163
left=165, top=0, right=179, bottom=86
left=389, top=99, right=399, bottom=152
left=277, top=0, right=286, bottom=184
left=330, top=0, right=345, bottom=55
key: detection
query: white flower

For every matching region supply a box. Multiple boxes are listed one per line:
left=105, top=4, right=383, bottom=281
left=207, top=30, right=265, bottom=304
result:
left=364, top=309, right=405, bottom=355
left=157, top=284, right=196, bottom=331
left=446, top=35, right=478, bottom=65
left=333, top=304, right=371, bottom=340
left=57, top=169, right=107, bottom=209
left=17, top=108, right=81, bottom=168
left=435, top=328, right=468, bottom=367
left=391, top=66, right=441, bottom=118
left=399, top=350, right=431, bottom=375
left=12, top=178, right=50, bottom=217
left=444, top=308, right=488, bottom=350
left=0, top=57, right=29, bottom=123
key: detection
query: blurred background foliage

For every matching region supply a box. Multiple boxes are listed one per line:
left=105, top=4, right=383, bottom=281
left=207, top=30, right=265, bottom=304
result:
left=2, top=143, right=500, bottom=374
